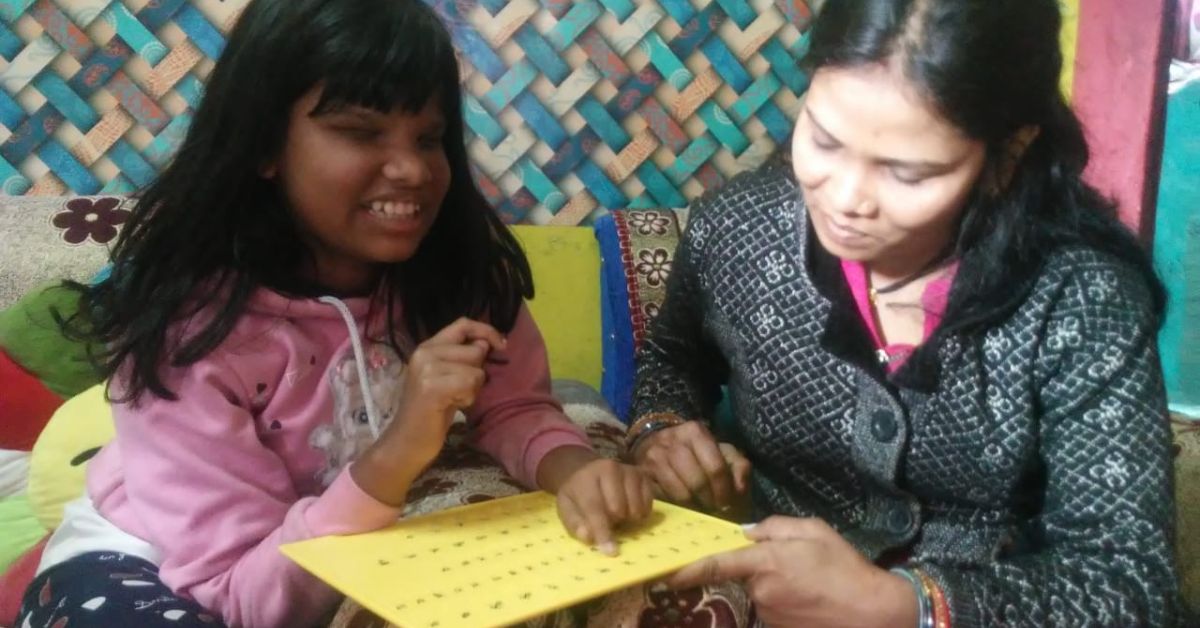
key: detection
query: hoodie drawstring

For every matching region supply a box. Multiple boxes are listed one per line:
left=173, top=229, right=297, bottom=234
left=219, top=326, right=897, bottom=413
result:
left=318, top=296, right=383, bottom=439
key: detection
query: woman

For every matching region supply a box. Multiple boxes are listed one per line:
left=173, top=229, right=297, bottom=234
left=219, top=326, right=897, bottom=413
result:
left=628, top=0, right=1182, bottom=625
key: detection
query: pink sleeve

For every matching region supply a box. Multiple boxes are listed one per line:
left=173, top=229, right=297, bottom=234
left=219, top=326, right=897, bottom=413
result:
left=466, top=305, right=593, bottom=488
left=108, top=354, right=401, bottom=628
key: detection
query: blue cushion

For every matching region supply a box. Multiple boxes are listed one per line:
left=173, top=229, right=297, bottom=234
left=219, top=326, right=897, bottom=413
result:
left=594, top=213, right=636, bottom=422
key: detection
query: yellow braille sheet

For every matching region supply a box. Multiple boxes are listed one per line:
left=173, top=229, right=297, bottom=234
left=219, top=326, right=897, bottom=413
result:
left=282, top=491, right=752, bottom=628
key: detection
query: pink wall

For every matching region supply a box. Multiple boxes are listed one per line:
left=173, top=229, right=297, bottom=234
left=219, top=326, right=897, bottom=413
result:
left=1073, top=0, right=1171, bottom=239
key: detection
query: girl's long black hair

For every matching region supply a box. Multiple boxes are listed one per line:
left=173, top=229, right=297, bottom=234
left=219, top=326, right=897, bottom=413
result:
left=61, top=0, right=533, bottom=402
left=804, top=0, right=1165, bottom=336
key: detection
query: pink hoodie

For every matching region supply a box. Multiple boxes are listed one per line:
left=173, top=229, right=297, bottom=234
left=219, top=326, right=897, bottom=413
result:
left=83, top=288, right=591, bottom=627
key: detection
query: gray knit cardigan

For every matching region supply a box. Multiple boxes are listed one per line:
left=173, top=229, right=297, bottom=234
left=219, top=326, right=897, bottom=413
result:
left=631, top=161, right=1181, bottom=626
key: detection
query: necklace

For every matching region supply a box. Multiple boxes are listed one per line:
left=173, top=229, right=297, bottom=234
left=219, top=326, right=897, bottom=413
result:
left=867, top=251, right=954, bottom=304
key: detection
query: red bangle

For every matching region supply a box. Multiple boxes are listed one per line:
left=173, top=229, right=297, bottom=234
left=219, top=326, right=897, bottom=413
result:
left=913, top=568, right=952, bottom=628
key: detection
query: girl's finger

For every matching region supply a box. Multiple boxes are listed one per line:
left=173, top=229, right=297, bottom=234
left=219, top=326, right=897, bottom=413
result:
left=625, top=469, right=654, bottom=521
left=576, top=475, right=618, bottom=556
left=425, top=366, right=486, bottom=408
left=556, top=492, right=589, bottom=545
left=421, top=343, right=489, bottom=367
left=428, top=318, right=506, bottom=352
left=598, top=467, right=630, bottom=522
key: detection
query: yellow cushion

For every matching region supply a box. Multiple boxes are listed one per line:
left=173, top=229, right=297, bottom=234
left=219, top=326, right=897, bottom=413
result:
left=26, top=384, right=114, bottom=529
left=511, top=226, right=602, bottom=389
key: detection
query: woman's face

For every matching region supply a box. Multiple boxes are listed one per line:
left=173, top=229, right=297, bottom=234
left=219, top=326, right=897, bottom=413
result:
left=792, top=64, right=987, bottom=275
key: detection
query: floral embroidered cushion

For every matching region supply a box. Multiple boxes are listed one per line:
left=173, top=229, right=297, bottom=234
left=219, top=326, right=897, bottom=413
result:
left=593, top=209, right=689, bottom=421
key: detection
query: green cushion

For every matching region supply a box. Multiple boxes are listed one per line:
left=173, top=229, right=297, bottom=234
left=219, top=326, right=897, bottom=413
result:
left=0, top=494, right=46, bottom=574
left=0, top=283, right=101, bottom=398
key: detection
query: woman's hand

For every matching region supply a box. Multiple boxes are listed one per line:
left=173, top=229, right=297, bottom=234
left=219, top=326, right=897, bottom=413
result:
left=668, top=516, right=918, bottom=628
left=632, top=420, right=751, bottom=511
left=352, top=317, right=506, bottom=506
left=540, top=447, right=655, bottom=556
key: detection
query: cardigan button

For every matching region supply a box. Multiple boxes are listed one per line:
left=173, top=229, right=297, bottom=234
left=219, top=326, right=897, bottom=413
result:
left=887, top=504, right=914, bottom=535
left=871, top=409, right=898, bottom=442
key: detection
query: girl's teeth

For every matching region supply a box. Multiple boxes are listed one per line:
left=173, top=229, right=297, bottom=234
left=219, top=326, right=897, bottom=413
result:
left=368, top=201, right=420, bottom=218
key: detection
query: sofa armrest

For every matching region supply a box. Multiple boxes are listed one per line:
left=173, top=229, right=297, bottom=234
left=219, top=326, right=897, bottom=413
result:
left=1173, top=415, right=1200, bottom=617
left=0, top=196, right=127, bottom=310
left=592, top=209, right=688, bottom=422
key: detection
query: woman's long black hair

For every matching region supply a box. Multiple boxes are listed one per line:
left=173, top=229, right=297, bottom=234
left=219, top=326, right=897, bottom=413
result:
left=61, top=0, right=533, bottom=402
left=803, top=0, right=1165, bottom=336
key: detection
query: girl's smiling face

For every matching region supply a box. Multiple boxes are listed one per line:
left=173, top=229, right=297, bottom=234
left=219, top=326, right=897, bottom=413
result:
left=267, top=86, right=451, bottom=294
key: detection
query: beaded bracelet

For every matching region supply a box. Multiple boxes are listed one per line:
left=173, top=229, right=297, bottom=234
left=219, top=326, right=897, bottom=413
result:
left=890, top=567, right=935, bottom=628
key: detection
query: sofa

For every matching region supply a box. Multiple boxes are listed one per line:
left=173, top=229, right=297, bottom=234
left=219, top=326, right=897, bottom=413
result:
left=0, top=195, right=1196, bottom=626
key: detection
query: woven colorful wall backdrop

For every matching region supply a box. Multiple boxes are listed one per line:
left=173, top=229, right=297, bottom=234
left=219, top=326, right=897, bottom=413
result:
left=440, top=0, right=815, bottom=224
left=0, top=0, right=817, bottom=224
left=0, top=0, right=241, bottom=197
left=0, top=0, right=1100, bottom=228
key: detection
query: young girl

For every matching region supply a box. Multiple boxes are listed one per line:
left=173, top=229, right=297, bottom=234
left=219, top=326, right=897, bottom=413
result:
left=631, top=0, right=1182, bottom=625
left=20, top=1, right=652, bottom=626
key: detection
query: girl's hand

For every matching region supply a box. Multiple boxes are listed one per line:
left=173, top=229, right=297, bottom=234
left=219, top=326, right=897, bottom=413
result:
left=632, top=420, right=751, bottom=511
left=352, top=317, right=506, bottom=506
left=668, top=516, right=918, bottom=628
left=540, top=448, right=655, bottom=556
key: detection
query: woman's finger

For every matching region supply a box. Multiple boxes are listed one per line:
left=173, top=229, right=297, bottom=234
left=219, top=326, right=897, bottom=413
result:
left=643, top=448, right=694, bottom=504
left=689, top=435, right=737, bottom=509
left=666, top=443, right=716, bottom=508
left=719, top=443, right=753, bottom=494
left=667, top=545, right=765, bottom=589
left=746, top=516, right=833, bottom=542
